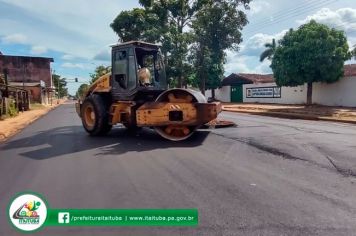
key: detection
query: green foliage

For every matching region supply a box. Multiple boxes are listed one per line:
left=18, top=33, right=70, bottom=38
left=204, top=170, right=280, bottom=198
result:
left=191, top=0, right=249, bottom=94
left=352, top=44, right=356, bottom=59
left=110, top=8, right=159, bottom=42
left=89, top=65, right=111, bottom=84
left=8, top=99, right=18, bottom=117
left=111, top=0, right=250, bottom=90
left=260, top=38, right=276, bottom=62
left=52, top=74, right=68, bottom=98
left=76, top=84, right=90, bottom=99
left=271, top=20, right=351, bottom=104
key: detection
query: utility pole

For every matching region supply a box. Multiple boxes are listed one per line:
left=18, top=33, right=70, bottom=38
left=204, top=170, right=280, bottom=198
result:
left=57, top=76, right=60, bottom=99
left=22, top=63, right=25, bottom=112
left=3, top=68, right=9, bottom=97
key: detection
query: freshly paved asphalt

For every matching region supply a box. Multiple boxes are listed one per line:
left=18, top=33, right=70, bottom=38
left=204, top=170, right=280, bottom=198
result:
left=1, top=102, right=356, bottom=236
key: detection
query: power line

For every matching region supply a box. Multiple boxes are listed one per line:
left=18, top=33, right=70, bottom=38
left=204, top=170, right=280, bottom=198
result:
left=246, top=0, right=332, bottom=30
left=245, top=0, right=339, bottom=33
left=244, top=0, right=340, bottom=35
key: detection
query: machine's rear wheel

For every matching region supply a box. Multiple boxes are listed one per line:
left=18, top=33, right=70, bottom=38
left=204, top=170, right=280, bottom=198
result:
left=81, top=94, right=112, bottom=136
left=154, top=89, right=207, bottom=141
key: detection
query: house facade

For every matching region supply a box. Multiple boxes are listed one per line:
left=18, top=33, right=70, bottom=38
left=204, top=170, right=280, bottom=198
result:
left=0, top=55, right=54, bottom=104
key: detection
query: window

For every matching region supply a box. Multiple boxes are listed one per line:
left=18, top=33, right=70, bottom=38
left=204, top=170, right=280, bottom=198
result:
left=113, top=50, right=127, bottom=89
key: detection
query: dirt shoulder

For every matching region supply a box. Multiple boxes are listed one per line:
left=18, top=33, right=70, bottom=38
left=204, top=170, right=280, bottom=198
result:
left=223, top=103, right=356, bottom=124
left=0, top=99, right=67, bottom=142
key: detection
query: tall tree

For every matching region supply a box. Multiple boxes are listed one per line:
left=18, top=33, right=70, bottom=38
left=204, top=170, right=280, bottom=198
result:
left=271, top=20, right=351, bottom=105
left=52, top=74, right=68, bottom=98
left=192, top=0, right=250, bottom=96
left=139, top=0, right=204, bottom=88
left=110, top=8, right=159, bottom=42
left=76, top=83, right=90, bottom=99
left=352, top=44, right=356, bottom=59
left=110, top=0, right=250, bottom=91
left=260, top=38, right=276, bottom=62
left=89, top=65, right=111, bottom=84
left=111, top=1, right=206, bottom=88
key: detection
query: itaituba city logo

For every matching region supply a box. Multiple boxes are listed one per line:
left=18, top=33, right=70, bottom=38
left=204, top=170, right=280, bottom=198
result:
left=8, top=192, right=48, bottom=232
left=13, top=200, right=41, bottom=223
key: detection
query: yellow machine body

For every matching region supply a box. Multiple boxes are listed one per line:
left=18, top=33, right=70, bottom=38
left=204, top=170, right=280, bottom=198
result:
left=77, top=41, right=221, bottom=141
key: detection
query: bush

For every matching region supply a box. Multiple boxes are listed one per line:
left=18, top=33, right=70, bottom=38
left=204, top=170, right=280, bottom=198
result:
left=8, top=99, right=18, bottom=117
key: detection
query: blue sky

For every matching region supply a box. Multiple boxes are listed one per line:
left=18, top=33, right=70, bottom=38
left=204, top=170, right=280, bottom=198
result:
left=1, top=0, right=356, bottom=95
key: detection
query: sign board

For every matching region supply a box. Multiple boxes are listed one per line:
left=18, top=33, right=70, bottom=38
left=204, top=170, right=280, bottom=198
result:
left=40, top=80, right=46, bottom=87
left=246, top=86, right=281, bottom=98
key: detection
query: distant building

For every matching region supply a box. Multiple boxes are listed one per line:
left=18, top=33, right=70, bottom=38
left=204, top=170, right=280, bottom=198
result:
left=0, top=55, right=54, bottom=104
left=205, top=64, right=356, bottom=107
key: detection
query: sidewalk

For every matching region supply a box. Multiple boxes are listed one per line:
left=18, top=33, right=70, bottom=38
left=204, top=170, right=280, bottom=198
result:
left=0, top=99, right=66, bottom=142
left=223, top=103, right=356, bottom=124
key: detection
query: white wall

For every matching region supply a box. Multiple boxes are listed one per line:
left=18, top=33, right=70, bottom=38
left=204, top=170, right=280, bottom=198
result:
left=241, top=77, right=356, bottom=107
left=204, top=77, right=356, bottom=107
left=205, top=86, right=231, bottom=102
left=313, top=76, right=356, bottom=107
left=243, top=82, right=307, bottom=104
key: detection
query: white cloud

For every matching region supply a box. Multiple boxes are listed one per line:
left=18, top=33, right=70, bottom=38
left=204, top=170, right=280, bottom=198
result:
left=225, top=54, right=251, bottom=75
left=248, top=0, right=270, bottom=16
left=62, top=54, right=75, bottom=60
left=30, top=45, right=47, bottom=54
left=297, top=8, right=356, bottom=35
left=0, top=0, right=139, bottom=59
left=240, top=29, right=288, bottom=57
left=225, top=53, right=272, bottom=75
left=61, top=62, right=87, bottom=69
left=93, top=49, right=111, bottom=61
left=1, top=33, right=27, bottom=44
left=254, top=59, right=271, bottom=74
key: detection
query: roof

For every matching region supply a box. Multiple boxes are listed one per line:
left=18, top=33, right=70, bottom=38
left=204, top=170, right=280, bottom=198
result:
left=111, top=41, right=160, bottom=49
left=344, top=64, right=356, bottom=77
left=9, top=82, right=42, bottom=87
left=223, top=64, right=356, bottom=86
left=222, top=73, right=274, bottom=86
left=239, top=73, right=274, bottom=83
left=0, top=55, right=53, bottom=62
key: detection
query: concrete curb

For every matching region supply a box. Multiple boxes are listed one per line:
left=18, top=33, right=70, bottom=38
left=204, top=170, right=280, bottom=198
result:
left=223, top=108, right=356, bottom=125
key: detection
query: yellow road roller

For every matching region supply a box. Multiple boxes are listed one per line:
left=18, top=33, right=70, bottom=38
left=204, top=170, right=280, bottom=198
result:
left=76, top=41, right=221, bottom=141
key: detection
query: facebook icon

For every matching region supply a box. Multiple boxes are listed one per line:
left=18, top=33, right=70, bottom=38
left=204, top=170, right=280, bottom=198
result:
left=58, top=212, right=70, bottom=224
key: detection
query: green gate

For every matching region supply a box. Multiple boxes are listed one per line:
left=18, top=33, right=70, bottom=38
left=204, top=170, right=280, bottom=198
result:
left=231, top=85, right=243, bottom=103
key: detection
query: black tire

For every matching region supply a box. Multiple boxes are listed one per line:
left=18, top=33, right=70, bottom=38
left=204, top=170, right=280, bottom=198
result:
left=81, top=94, right=112, bottom=136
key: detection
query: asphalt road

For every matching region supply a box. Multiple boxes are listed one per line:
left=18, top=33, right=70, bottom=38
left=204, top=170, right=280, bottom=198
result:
left=1, top=102, right=356, bottom=236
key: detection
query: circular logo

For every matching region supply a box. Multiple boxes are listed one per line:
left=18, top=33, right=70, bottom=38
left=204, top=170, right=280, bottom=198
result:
left=8, top=192, right=48, bottom=232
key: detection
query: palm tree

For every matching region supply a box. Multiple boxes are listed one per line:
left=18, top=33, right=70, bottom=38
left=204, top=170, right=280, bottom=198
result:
left=260, top=38, right=276, bottom=62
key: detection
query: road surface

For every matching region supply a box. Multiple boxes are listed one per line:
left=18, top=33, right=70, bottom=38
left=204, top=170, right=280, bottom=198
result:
left=1, top=103, right=356, bottom=235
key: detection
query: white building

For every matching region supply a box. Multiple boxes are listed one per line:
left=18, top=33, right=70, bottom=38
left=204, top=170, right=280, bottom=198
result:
left=206, top=64, right=356, bottom=107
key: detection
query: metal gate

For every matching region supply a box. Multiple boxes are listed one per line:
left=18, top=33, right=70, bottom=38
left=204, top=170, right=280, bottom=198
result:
left=231, top=86, right=243, bottom=103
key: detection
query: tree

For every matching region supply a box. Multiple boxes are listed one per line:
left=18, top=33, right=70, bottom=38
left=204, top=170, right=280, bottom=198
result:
left=89, top=65, right=111, bottom=84
left=76, top=83, right=90, bottom=99
left=191, top=0, right=250, bottom=96
left=260, top=38, right=276, bottom=62
left=52, top=74, right=68, bottom=98
left=352, top=44, right=356, bottom=59
left=110, top=8, right=159, bottom=42
left=110, top=0, right=250, bottom=91
left=138, top=0, right=204, bottom=88
left=271, top=20, right=351, bottom=105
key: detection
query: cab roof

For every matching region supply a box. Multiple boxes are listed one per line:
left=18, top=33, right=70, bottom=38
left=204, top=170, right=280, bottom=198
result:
left=111, top=41, right=160, bottom=50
